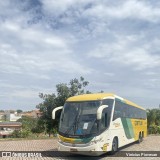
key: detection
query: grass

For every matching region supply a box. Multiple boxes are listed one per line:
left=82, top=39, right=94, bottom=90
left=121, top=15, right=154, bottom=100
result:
left=0, top=134, right=57, bottom=141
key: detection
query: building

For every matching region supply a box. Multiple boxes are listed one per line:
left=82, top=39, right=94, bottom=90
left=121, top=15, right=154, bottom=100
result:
left=5, top=111, right=22, bottom=122
left=0, top=112, right=5, bottom=122
left=0, top=122, right=22, bottom=138
left=22, top=109, right=42, bottom=118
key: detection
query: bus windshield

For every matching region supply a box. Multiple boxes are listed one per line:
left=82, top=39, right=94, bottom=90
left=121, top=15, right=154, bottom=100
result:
left=59, top=101, right=100, bottom=137
left=59, top=99, right=113, bottom=137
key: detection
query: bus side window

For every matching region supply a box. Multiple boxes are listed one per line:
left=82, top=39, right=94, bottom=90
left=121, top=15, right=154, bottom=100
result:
left=113, top=111, right=117, bottom=120
left=113, top=100, right=122, bottom=120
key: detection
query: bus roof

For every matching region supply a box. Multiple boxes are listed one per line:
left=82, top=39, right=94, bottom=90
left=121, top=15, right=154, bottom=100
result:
left=66, top=93, right=145, bottom=110
left=66, top=93, right=114, bottom=101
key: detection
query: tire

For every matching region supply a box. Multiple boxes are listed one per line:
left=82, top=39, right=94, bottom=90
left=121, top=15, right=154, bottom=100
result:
left=138, top=133, right=143, bottom=143
left=111, top=138, right=118, bottom=154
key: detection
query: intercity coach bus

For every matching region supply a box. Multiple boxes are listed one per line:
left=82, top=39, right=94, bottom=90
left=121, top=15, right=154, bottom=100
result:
left=52, top=93, right=147, bottom=156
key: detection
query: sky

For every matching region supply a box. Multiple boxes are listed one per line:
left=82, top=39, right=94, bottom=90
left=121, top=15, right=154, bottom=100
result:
left=0, top=0, right=160, bottom=111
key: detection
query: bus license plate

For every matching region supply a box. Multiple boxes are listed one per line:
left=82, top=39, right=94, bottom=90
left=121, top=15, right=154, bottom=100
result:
left=70, top=148, right=78, bottom=152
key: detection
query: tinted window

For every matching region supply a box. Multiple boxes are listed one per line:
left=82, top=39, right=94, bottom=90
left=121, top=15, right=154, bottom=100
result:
left=100, top=99, right=114, bottom=131
left=113, top=99, right=147, bottom=121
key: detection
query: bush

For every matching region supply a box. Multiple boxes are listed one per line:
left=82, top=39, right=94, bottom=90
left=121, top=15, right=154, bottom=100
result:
left=12, top=130, right=21, bottom=138
left=157, top=126, right=160, bottom=134
left=148, top=125, right=158, bottom=134
left=21, top=129, right=31, bottom=138
left=11, top=129, right=31, bottom=138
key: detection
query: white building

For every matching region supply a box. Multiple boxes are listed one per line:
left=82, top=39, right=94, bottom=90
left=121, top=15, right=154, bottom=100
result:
left=5, top=111, right=22, bottom=122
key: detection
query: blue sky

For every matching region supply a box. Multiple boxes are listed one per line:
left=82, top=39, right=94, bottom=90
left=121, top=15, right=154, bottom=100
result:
left=0, top=0, right=160, bottom=111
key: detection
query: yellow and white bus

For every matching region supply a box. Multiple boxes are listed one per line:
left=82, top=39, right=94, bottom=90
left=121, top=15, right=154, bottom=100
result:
left=52, top=93, right=147, bottom=156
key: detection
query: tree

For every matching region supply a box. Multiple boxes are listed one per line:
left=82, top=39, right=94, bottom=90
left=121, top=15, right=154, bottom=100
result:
left=36, top=77, right=90, bottom=136
left=37, top=93, right=58, bottom=136
left=31, top=119, right=45, bottom=134
left=14, top=116, right=36, bottom=138
left=69, top=76, right=89, bottom=96
left=16, top=109, right=23, bottom=113
left=147, top=108, right=160, bottom=134
left=147, top=109, right=156, bottom=127
left=17, top=116, right=38, bottom=131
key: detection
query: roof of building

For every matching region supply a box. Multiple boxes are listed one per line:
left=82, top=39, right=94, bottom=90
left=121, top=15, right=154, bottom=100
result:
left=0, top=122, right=22, bottom=127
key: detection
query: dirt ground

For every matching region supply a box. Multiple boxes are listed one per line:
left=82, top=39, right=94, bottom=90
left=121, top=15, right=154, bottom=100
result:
left=0, top=135, right=159, bottom=160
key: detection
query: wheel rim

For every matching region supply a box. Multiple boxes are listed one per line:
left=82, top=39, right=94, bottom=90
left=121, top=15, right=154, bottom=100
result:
left=139, top=134, right=142, bottom=143
left=112, top=139, right=117, bottom=151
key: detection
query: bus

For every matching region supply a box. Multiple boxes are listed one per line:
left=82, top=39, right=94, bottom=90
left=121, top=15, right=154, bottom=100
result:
left=52, top=93, right=147, bottom=156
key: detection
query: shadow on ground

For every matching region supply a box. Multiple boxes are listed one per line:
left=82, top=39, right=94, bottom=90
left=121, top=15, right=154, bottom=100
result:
left=43, top=141, right=138, bottom=159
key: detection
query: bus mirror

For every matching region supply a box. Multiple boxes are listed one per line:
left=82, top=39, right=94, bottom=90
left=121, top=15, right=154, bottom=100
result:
left=52, top=106, right=63, bottom=119
left=97, top=105, right=108, bottom=120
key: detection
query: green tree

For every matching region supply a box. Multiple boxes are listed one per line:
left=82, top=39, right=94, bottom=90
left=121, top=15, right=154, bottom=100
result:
left=12, top=129, right=31, bottom=138
left=17, top=116, right=37, bottom=130
left=147, top=108, right=160, bottom=134
left=69, top=76, right=89, bottom=96
left=16, top=109, right=23, bottom=113
left=36, top=77, right=89, bottom=136
left=155, top=109, right=160, bottom=126
left=37, top=93, right=57, bottom=136
left=147, top=109, right=156, bottom=127
left=31, top=118, right=45, bottom=134
left=12, top=130, right=21, bottom=138
left=16, top=116, right=45, bottom=137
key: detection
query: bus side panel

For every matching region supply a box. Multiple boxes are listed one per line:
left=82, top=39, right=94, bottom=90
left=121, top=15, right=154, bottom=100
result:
left=131, top=119, right=147, bottom=141
left=121, top=118, right=135, bottom=139
left=109, top=118, right=135, bottom=149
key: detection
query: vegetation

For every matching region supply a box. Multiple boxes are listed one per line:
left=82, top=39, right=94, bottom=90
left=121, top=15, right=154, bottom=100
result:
left=1, top=114, right=44, bottom=138
left=16, top=109, right=23, bottom=113
left=11, top=116, right=44, bottom=138
left=10, top=77, right=91, bottom=138
left=147, top=109, right=160, bottom=134
left=35, top=76, right=160, bottom=136
left=9, top=76, right=160, bottom=138
left=36, top=76, right=90, bottom=137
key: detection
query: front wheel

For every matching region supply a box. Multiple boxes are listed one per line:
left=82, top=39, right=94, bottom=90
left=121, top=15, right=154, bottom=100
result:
left=111, top=138, right=118, bottom=154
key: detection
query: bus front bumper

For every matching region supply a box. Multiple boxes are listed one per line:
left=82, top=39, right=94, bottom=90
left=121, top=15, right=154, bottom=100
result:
left=58, top=142, right=105, bottom=156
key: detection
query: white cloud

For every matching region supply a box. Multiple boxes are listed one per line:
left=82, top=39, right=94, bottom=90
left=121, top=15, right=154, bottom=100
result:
left=40, top=0, right=94, bottom=16
left=11, top=90, right=39, bottom=99
left=83, top=0, right=160, bottom=22
left=88, top=35, right=160, bottom=70
left=0, top=19, right=92, bottom=76
left=41, top=0, right=76, bottom=15
left=104, top=72, right=114, bottom=77
left=0, top=0, right=160, bottom=109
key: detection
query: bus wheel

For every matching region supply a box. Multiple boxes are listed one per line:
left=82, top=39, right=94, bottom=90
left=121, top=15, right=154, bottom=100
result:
left=138, top=133, right=143, bottom=143
left=111, top=138, right=118, bottom=154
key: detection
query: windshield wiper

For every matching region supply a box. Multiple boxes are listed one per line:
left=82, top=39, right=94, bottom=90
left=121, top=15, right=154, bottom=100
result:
left=64, top=113, right=78, bottom=135
left=74, top=114, right=82, bottom=134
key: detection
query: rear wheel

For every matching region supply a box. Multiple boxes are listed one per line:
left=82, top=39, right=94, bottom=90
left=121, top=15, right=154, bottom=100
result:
left=138, top=132, right=143, bottom=143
